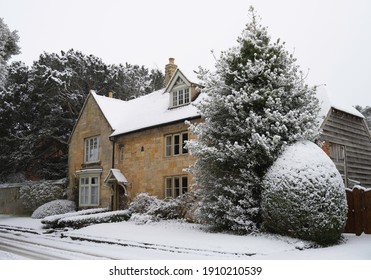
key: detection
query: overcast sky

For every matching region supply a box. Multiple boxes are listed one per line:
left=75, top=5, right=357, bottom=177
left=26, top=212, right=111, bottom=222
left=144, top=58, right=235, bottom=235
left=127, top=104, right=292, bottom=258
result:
left=2, top=0, right=371, bottom=107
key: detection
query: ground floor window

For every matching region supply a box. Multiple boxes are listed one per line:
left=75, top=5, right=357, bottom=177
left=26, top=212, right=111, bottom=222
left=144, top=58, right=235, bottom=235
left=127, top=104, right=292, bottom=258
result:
left=79, top=176, right=99, bottom=206
left=165, top=175, right=188, bottom=198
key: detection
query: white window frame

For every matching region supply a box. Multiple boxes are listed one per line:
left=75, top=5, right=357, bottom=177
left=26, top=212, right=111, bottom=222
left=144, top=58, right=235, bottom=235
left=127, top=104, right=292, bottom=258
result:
left=165, top=175, right=188, bottom=198
left=84, top=136, right=100, bottom=163
left=165, top=131, right=189, bottom=157
left=170, top=87, right=191, bottom=108
left=79, top=175, right=100, bottom=206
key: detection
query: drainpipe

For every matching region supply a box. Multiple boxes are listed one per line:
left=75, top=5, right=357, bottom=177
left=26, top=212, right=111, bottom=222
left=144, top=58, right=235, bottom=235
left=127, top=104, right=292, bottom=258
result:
left=109, top=136, right=115, bottom=211
left=110, top=136, right=115, bottom=169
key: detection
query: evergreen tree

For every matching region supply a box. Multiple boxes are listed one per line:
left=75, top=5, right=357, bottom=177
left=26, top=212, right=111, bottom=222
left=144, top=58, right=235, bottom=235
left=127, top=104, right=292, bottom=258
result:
left=0, top=49, right=164, bottom=181
left=355, top=105, right=371, bottom=129
left=188, top=7, right=320, bottom=233
left=0, top=61, right=33, bottom=180
left=0, top=18, right=20, bottom=89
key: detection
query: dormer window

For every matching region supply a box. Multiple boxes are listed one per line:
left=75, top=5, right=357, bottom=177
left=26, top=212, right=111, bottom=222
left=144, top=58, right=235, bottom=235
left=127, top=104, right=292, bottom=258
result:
left=165, top=68, right=199, bottom=109
left=171, top=87, right=190, bottom=107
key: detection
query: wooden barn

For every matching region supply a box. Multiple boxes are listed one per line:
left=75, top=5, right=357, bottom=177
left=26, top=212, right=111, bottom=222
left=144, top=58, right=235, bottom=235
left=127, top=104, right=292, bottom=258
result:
left=318, top=87, right=371, bottom=188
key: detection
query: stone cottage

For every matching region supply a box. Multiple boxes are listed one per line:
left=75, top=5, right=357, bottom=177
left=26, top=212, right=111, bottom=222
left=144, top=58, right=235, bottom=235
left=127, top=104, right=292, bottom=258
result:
left=68, top=58, right=203, bottom=210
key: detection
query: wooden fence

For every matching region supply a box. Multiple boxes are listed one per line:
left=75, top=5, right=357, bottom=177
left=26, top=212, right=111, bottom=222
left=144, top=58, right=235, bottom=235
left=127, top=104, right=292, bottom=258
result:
left=344, top=186, right=371, bottom=235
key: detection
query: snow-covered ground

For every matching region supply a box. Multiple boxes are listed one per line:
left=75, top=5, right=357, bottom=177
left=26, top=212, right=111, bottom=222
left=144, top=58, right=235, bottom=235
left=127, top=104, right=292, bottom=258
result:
left=1, top=214, right=371, bottom=280
left=1, top=214, right=371, bottom=260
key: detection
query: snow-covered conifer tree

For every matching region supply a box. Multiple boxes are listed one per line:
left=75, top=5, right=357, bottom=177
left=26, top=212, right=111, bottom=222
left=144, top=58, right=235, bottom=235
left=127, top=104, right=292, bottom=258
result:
left=188, top=7, right=320, bottom=233
left=0, top=18, right=20, bottom=89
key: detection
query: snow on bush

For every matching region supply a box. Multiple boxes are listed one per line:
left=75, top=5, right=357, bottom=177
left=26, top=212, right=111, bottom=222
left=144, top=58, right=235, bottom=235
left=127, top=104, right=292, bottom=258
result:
left=31, top=199, right=76, bottom=219
left=57, top=210, right=131, bottom=229
left=41, top=207, right=109, bottom=228
left=261, top=141, right=347, bottom=245
left=20, top=179, right=66, bottom=211
left=129, top=192, right=200, bottom=223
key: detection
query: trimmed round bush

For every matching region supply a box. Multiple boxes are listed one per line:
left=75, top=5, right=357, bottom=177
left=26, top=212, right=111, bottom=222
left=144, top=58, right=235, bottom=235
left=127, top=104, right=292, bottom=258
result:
left=261, top=141, right=347, bottom=245
left=31, top=199, right=76, bottom=219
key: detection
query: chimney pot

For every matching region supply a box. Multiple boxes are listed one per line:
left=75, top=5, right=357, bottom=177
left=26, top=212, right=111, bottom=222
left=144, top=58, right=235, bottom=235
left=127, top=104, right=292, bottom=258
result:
left=108, top=91, right=113, bottom=98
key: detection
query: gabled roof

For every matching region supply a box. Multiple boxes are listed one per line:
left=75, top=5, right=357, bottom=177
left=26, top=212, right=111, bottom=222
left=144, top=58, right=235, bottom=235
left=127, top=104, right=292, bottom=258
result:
left=104, top=169, right=128, bottom=185
left=164, top=68, right=201, bottom=93
left=316, top=85, right=364, bottom=121
left=90, top=69, right=204, bottom=138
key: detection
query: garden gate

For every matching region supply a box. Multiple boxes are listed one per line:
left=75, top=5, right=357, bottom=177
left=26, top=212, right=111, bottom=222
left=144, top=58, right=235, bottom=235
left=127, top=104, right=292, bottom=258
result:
left=344, top=186, right=371, bottom=235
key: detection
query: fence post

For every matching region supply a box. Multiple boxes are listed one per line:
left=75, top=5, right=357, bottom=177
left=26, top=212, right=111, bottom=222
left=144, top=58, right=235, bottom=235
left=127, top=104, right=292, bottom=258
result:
left=344, top=189, right=355, bottom=234
left=364, top=189, right=371, bottom=234
left=353, top=187, right=364, bottom=236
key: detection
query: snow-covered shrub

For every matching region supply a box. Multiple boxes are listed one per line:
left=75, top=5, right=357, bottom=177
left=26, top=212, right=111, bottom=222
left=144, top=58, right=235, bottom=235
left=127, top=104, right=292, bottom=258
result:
left=261, top=141, right=347, bottom=245
left=129, top=213, right=160, bottom=224
left=57, top=210, right=131, bottom=229
left=41, top=207, right=109, bottom=228
left=19, top=179, right=66, bottom=211
left=31, top=199, right=75, bottom=219
left=128, top=193, right=162, bottom=214
left=128, top=193, right=179, bottom=220
left=129, top=192, right=200, bottom=222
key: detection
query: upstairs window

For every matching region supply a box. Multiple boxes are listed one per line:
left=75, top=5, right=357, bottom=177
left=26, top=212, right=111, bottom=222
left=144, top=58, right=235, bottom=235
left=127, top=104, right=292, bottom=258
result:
left=120, top=145, right=125, bottom=161
left=165, top=132, right=189, bottom=157
left=171, top=88, right=190, bottom=108
left=85, top=136, right=100, bottom=163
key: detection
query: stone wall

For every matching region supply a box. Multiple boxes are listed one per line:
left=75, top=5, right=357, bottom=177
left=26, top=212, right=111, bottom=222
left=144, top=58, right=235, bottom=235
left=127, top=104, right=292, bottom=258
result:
left=114, top=119, right=200, bottom=201
left=68, top=94, right=114, bottom=209
left=0, top=184, right=30, bottom=215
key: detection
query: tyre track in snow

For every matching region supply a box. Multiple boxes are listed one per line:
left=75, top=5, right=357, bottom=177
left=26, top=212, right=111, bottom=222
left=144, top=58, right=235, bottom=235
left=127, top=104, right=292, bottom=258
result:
left=0, top=224, right=257, bottom=258
left=66, top=232, right=256, bottom=258
left=0, top=226, right=113, bottom=260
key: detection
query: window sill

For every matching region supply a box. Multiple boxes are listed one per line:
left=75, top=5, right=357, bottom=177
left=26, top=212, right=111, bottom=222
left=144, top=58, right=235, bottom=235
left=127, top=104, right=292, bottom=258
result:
left=81, top=161, right=102, bottom=168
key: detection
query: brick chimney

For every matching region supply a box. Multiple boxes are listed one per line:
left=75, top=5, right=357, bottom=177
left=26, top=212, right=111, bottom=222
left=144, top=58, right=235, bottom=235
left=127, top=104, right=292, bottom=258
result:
left=164, top=57, right=177, bottom=87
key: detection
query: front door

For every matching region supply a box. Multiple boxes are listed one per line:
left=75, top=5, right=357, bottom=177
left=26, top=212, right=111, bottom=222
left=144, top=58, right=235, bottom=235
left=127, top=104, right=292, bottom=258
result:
left=116, top=184, right=127, bottom=210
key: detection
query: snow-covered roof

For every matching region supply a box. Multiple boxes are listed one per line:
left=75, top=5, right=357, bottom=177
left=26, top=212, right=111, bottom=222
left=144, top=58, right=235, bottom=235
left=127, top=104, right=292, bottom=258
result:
left=164, top=68, right=201, bottom=93
left=91, top=88, right=202, bottom=137
left=104, top=169, right=128, bottom=184
left=316, top=85, right=364, bottom=120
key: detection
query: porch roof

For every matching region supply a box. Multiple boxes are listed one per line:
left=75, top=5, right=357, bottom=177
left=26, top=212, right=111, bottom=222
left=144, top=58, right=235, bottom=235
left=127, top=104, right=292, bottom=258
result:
left=104, top=169, right=128, bottom=185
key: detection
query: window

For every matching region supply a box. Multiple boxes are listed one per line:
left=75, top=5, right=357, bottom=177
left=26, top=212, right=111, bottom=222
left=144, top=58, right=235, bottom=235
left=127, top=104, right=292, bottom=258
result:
left=174, top=134, right=180, bottom=155
left=171, top=87, right=190, bottom=107
left=182, top=132, right=188, bottom=154
left=165, top=135, right=172, bottom=157
left=79, top=176, right=99, bottom=206
left=84, top=136, right=100, bottom=163
left=165, top=176, right=188, bottom=198
left=120, top=145, right=125, bottom=161
left=329, top=143, right=345, bottom=162
left=165, top=132, right=189, bottom=156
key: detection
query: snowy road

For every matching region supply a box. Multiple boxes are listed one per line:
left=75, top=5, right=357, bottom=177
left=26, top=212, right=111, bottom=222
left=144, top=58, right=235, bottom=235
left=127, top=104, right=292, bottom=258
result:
left=0, top=225, right=114, bottom=259
left=0, top=224, right=256, bottom=260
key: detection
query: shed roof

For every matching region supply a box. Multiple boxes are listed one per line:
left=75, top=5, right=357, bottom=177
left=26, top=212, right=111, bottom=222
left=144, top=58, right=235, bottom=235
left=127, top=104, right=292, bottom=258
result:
left=316, top=85, right=364, bottom=120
